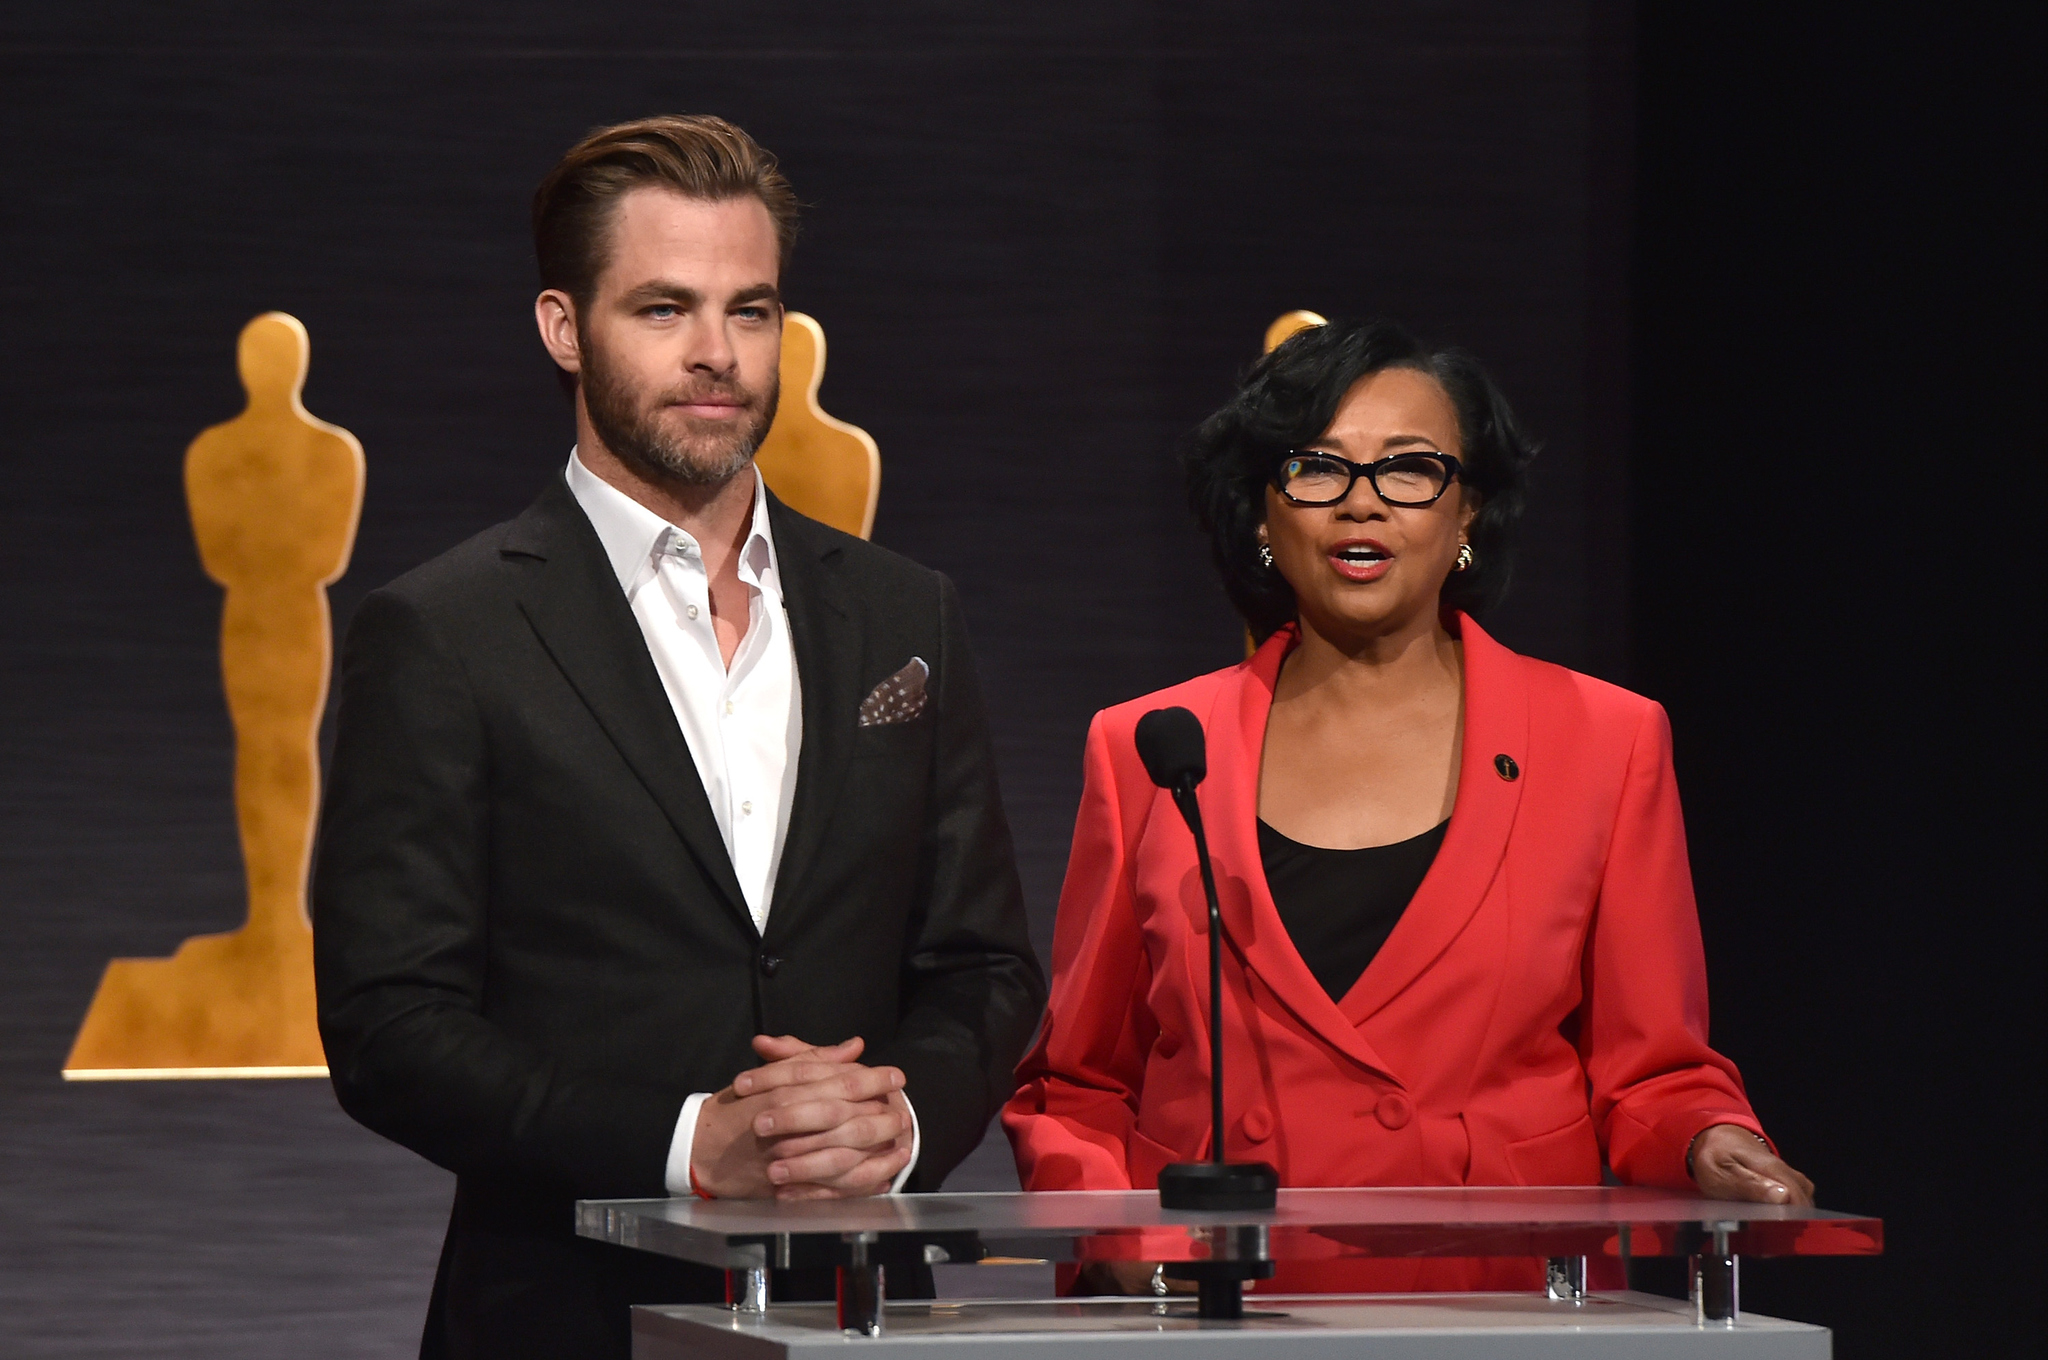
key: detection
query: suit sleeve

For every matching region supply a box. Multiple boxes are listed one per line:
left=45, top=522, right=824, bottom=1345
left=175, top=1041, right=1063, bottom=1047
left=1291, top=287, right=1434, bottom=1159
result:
left=1581, top=700, right=1772, bottom=1189
left=312, top=589, right=683, bottom=1197
left=1001, top=712, right=1158, bottom=1190
left=867, top=574, right=1047, bottom=1191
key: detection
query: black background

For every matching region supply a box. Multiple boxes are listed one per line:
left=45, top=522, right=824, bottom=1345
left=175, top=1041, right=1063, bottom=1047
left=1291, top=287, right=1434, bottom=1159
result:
left=0, top=4, right=2036, bottom=1356
left=1627, top=8, right=2042, bottom=1348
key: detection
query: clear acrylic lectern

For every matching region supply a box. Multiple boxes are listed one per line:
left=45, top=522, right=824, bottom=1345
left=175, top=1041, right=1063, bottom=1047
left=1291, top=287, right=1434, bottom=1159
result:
left=577, top=1186, right=1880, bottom=1358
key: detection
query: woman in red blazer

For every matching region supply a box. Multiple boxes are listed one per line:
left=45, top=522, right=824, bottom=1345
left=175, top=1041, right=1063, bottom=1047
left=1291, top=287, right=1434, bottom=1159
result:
left=1003, top=317, right=1812, bottom=1295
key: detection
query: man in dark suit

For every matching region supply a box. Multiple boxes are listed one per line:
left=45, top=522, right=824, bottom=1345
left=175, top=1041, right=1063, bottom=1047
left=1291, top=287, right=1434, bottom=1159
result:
left=312, top=115, right=1044, bottom=1359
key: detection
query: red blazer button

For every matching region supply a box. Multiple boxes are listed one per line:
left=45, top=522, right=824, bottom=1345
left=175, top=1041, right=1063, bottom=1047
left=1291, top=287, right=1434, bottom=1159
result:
left=1240, top=1105, right=1273, bottom=1143
left=1156, top=1031, right=1182, bottom=1058
left=1374, top=1093, right=1414, bottom=1130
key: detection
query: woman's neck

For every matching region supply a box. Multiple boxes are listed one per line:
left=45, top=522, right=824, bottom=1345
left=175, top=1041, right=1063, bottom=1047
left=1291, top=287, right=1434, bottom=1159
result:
left=1259, top=605, right=1467, bottom=848
left=1277, top=608, right=1463, bottom=708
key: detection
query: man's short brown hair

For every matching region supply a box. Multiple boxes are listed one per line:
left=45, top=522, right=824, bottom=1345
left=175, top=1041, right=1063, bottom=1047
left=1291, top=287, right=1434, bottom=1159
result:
left=532, top=114, right=799, bottom=307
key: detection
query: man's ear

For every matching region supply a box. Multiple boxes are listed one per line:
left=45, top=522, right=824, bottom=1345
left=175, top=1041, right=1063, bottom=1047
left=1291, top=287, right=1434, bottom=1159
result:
left=535, top=289, right=583, bottom=375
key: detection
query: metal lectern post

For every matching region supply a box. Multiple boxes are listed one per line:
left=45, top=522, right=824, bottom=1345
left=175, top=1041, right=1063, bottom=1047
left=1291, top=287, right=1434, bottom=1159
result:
left=1196, top=1277, right=1243, bottom=1320
left=1162, top=1224, right=1274, bottom=1319
left=1545, top=1255, right=1587, bottom=1302
left=836, top=1235, right=885, bottom=1337
left=725, top=1266, right=768, bottom=1315
left=1691, top=1223, right=1740, bottom=1324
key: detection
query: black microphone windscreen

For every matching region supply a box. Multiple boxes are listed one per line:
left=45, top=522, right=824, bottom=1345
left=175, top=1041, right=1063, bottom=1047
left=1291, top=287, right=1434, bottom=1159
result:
left=1134, top=706, right=1207, bottom=790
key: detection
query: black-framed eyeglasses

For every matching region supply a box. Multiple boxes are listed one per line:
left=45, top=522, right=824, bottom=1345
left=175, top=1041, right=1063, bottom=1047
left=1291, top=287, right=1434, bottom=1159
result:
left=1272, top=450, right=1464, bottom=508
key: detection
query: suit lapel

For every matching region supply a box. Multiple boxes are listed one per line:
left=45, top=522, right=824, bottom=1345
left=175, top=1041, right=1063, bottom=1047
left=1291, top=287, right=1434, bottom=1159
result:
left=1199, top=629, right=1400, bottom=1081
left=501, top=478, right=754, bottom=932
left=1341, top=614, right=1528, bottom=1025
left=759, top=498, right=864, bottom=945
left=1199, top=615, right=1529, bottom=1077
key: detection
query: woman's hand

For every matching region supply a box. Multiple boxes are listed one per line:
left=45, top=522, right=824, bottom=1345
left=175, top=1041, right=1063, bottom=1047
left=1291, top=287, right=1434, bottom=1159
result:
left=1074, top=1261, right=1195, bottom=1296
left=1688, top=1124, right=1815, bottom=1206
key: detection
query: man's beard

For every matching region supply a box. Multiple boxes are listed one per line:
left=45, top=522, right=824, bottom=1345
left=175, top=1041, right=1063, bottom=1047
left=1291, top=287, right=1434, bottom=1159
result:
left=579, top=340, right=779, bottom=488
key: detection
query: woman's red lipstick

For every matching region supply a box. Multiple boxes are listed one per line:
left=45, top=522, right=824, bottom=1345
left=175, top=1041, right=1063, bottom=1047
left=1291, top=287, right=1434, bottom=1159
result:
left=1327, top=537, right=1393, bottom=582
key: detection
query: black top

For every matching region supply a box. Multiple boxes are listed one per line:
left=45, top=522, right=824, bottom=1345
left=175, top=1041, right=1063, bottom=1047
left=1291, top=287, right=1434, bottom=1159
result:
left=1258, top=817, right=1450, bottom=1002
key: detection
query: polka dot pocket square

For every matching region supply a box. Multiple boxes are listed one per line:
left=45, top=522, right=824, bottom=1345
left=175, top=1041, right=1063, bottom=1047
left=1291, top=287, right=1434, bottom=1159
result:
left=858, top=657, right=930, bottom=727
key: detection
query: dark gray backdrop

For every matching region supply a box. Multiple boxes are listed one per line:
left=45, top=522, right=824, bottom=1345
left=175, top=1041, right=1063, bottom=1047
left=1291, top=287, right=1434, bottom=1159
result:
left=1, top=4, right=2036, bottom=1358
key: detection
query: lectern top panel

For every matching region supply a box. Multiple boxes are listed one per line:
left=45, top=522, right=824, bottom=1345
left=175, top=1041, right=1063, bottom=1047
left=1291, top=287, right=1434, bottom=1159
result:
left=576, top=1187, right=1881, bottom=1272
left=588, top=1186, right=1859, bottom=1235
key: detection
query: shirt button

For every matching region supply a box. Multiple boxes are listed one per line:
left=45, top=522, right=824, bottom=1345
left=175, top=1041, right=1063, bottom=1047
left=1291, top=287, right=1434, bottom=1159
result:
left=724, top=700, right=735, bottom=716
left=740, top=800, right=754, bottom=816
left=686, top=604, right=700, bottom=619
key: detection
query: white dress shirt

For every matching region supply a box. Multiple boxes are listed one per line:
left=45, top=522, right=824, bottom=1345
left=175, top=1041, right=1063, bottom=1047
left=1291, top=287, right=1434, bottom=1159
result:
left=565, top=452, right=916, bottom=1197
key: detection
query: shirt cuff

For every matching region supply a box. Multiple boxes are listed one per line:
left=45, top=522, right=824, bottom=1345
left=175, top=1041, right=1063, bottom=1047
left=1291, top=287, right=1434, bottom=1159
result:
left=891, top=1093, right=921, bottom=1194
left=665, top=1092, right=714, bottom=1197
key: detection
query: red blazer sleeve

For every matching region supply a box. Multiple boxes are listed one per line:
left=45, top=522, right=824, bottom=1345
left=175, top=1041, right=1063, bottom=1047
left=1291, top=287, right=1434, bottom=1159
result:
left=1582, top=699, right=1771, bottom=1188
left=1002, top=713, right=1157, bottom=1189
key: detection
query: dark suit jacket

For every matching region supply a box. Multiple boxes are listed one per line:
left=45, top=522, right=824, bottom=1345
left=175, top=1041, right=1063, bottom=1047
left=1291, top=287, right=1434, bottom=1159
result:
left=312, top=477, right=1044, bottom=1359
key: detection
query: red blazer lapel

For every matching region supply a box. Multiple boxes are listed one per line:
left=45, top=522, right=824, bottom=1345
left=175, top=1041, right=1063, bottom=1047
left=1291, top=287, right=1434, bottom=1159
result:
left=1196, top=627, right=1399, bottom=1082
left=1341, top=613, right=1529, bottom=1025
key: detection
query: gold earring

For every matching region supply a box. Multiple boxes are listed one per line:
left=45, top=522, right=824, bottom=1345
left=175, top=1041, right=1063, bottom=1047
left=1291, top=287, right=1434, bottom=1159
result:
left=1455, top=543, right=1474, bottom=572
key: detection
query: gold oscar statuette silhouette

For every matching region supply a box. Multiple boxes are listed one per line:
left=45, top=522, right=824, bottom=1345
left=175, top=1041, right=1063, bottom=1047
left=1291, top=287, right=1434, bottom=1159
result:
left=753, top=312, right=880, bottom=539
left=64, top=312, right=364, bottom=1079
left=1265, top=309, right=1327, bottom=355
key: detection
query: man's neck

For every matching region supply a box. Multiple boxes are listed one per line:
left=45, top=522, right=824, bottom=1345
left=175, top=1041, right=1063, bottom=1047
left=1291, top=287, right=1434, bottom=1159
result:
left=575, top=434, right=758, bottom=579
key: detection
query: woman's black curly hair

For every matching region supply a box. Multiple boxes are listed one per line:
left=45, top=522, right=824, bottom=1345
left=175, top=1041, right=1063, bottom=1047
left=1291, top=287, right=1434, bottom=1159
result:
left=1185, top=316, right=1537, bottom=642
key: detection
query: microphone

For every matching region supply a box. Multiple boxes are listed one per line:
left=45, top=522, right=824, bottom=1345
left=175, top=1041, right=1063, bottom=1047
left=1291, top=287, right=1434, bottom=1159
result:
left=1134, top=704, right=1207, bottom=792
left=1134, top=707, right=1279, bottom=1214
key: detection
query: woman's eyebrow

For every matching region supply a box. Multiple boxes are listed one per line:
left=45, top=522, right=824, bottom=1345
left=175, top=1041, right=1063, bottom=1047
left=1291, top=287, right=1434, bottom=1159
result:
left=1310, top=432, right=1441, bottom=455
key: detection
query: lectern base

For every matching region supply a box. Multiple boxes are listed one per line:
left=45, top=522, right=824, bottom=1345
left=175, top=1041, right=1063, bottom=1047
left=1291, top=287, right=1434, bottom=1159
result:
left=631, top=1292, right=1830, bottom=1358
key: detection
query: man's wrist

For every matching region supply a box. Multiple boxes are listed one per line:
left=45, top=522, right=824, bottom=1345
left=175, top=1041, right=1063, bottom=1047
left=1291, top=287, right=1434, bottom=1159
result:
left=666, top=1091, right=715, bottom=1197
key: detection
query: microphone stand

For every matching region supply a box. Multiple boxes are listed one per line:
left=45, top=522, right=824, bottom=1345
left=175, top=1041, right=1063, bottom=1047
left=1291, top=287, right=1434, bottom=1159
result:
left=1177, top=777, right=1229, bottom=1182
left=1155, top=774, right=1279, bottom=1319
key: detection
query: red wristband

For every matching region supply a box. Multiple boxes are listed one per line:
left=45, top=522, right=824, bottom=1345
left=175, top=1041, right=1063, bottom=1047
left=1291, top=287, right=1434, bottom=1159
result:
left=688, top=1162, right=715, bottom=1201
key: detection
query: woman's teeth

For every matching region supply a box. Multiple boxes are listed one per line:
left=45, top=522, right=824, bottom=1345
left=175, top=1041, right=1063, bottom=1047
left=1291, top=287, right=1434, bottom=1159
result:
left=1334, top=548, right=1387, bottom=561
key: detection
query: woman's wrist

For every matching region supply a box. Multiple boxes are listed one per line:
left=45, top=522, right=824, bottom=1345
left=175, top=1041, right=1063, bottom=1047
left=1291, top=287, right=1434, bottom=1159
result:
left=1686, top=1123, right=1770, bottom=1183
